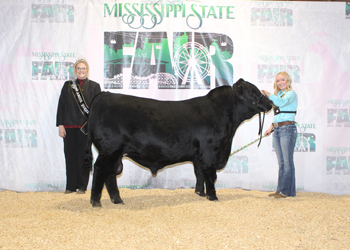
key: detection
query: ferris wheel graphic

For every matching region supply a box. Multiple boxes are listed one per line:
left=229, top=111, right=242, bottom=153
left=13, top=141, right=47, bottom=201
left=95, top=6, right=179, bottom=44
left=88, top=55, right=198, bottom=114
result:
left=55, top=64, right=69, bottom=80
left=173, top=42, right=212, bottom=85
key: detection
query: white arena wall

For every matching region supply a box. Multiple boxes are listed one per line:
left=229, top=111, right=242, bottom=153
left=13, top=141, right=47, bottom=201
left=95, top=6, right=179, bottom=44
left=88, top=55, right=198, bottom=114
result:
left=0, top=0, right=349, bottom=194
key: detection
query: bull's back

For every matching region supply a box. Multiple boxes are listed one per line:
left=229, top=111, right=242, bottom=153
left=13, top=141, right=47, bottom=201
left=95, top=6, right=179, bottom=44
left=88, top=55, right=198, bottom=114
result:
left=90, top=92, right=212, bottom=131
left=89, top=92, right=212, bottom=154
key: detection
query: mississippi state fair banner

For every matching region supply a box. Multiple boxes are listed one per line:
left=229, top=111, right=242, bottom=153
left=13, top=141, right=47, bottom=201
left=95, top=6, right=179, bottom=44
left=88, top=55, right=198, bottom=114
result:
left=0, top=0, right=350, bottom=195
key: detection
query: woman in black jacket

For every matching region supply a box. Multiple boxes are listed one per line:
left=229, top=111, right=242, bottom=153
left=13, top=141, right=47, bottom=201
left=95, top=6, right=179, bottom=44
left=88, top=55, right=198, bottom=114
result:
left=56, top=58, right=101, bottom=194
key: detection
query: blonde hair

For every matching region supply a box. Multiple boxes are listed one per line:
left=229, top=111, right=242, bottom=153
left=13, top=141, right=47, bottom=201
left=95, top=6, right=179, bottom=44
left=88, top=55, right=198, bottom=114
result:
left=73, top=58, right=89, bottom=79
left=273, top=71, right=292, bottom=95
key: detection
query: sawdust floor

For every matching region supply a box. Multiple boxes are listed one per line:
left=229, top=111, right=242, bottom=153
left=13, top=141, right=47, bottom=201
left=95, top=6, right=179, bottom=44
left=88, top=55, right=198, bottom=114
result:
left=0, top=188, right=349, bottom=249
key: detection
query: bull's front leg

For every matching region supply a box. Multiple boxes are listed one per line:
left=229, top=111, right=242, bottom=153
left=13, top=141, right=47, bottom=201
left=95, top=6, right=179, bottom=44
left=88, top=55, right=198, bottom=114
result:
left=105, top=172, right=123, bottom=204
left=193, top=164, right=205, bottom=197
left=203, top=167, right=218, bottom=201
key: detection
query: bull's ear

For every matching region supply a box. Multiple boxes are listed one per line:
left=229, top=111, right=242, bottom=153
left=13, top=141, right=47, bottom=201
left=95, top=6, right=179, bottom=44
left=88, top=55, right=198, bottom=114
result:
left=234, top=79, right=244, bottom=95
left=236, top=78, right=245, bottom=83
left=236, top=78, right=245, bottom=89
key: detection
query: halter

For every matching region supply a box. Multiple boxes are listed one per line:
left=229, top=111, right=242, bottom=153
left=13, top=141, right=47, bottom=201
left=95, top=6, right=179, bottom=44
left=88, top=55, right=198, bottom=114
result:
left=233, top=84, right=267, bottom=147
left=236, top=92, right=264, bottom=106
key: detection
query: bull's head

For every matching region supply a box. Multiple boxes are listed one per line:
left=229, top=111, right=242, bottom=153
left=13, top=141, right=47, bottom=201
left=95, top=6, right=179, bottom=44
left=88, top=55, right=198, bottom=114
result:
left=233, top=78, right=274, bottom=146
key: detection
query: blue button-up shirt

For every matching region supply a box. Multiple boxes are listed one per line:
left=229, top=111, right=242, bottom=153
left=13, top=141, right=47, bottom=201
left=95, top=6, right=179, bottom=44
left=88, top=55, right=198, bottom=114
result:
left=269, top=90, right=298, bottom=123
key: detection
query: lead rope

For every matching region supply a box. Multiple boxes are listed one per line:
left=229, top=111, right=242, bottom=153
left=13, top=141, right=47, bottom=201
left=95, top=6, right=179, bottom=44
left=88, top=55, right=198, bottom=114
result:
left=229, top=133, right=269, bottom=157
left=257, top=111, right=266, bottom=147
left=230, top=125, right=273, bottom=157
left=230, top=89, right=271, bottom=156
left=230, top=100, right=268, bottom=156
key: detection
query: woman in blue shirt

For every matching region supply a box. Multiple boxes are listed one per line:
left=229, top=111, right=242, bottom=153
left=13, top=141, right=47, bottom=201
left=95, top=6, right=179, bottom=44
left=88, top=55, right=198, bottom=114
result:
left=261, top=72, right=298, bottom=198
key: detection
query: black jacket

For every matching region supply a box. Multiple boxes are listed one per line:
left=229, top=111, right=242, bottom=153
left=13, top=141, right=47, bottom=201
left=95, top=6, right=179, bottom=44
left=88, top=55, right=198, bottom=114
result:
left=56, top=79, right=101, bottom=126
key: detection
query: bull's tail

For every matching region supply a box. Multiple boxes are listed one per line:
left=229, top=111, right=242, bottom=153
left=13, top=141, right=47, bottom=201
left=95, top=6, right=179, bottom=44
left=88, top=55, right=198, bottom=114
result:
left=83, top=133, right=93, bottom=175
left=83, top=132, right=93, bottom=176
left=82, top=92, right=102, bottom=175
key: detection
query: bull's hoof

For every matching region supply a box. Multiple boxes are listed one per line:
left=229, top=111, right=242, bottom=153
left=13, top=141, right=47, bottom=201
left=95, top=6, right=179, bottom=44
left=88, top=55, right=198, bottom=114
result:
left=111, top=196, right=124, bottom=204
left=206, top=195, right=218, bottom=201
left=90, top=199, right=102, bottom=207
left=195, top=190, right=206, bottom=197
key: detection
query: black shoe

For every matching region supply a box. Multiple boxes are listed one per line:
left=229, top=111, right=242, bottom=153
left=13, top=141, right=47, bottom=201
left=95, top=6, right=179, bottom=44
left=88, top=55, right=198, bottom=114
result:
left=77, top=189, right=85, bottom=194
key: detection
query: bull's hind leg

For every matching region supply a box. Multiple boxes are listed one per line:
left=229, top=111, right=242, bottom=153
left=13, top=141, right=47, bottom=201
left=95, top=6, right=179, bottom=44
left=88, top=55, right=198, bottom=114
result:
left=90, top=170, right=104, bottom=207
left=193, top=164, right=205, bottom=197
left=90, top=154, right=116, bottom=207
left=105, top=158, right=124, bottom=204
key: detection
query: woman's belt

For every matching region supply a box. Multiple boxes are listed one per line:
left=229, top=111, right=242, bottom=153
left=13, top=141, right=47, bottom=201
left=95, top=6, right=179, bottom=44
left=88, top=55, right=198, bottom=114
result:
left=273, top=121, right=295, bottom=128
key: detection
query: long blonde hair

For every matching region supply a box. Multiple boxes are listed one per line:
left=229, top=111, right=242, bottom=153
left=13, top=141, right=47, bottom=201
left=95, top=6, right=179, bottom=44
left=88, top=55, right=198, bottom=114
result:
left=273, top=71, right=292, bottom=95
left=73, top=58, right=90, bottom=79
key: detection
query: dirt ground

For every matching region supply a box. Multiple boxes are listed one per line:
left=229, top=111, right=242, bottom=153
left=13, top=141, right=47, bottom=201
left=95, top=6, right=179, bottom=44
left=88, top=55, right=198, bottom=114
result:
left=0, top=188, right=349, bottom=249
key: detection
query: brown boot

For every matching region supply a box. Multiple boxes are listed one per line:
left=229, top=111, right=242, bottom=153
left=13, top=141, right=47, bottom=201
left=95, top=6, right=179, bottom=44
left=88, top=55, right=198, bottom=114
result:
left=268, top=192, right=279, bottom=197
left=274, top=193, right=287, bottom=199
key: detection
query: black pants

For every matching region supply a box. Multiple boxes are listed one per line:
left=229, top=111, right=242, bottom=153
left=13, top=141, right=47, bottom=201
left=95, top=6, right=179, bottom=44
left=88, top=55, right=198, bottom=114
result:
left=63, top=128, right=89, bottom=192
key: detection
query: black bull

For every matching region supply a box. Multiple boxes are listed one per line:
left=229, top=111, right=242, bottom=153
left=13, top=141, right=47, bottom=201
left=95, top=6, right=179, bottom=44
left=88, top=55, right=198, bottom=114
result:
left=83, top=78, right=273, bottom=207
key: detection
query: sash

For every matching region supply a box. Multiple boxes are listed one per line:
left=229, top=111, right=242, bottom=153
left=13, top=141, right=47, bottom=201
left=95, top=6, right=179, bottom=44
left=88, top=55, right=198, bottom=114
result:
left=69, top=80, right=90, bottom=135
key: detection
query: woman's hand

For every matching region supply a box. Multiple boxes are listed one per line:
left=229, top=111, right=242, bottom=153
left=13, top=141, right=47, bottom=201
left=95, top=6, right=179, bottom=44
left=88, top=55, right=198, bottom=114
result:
left=261, top=90, right=270, bottom=97
left=59, top=125, right=66, bottom=138
left=264, top=125, right=274, bottom=136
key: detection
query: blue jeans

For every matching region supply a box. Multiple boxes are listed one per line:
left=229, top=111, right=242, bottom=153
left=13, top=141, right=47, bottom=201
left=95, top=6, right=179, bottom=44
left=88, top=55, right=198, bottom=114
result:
left=273, top=123, right=297, bottom=197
